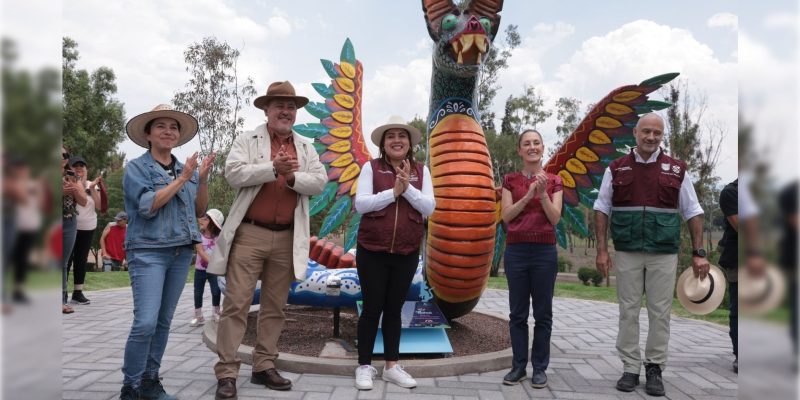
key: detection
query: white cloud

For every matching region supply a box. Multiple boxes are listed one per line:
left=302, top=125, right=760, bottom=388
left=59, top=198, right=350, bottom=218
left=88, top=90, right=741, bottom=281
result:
left=707, top=12, right=738, bottom=31
left=268, top=8, right=293, bottom=36
left=763, top=12, right=798, bottom=30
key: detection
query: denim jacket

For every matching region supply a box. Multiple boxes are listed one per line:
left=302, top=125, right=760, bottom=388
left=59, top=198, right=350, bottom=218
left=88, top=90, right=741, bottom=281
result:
left=123, top=151, right=202, bottom=250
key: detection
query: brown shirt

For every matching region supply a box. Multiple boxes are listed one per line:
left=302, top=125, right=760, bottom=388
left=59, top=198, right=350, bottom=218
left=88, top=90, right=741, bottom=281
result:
left=244, top=130, right=298, bottom=225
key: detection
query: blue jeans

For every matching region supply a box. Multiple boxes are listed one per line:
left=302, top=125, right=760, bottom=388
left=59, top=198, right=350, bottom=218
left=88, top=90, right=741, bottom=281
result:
left=193, top=268, right=220, bottom=309
left=122, top=246, right=192, bottom=387
left=504, top=243, right=558, bottom=371
left=62, top=217, right=78, bottom=304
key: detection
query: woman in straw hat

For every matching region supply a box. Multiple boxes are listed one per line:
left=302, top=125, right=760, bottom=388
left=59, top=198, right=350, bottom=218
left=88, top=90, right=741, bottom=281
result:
left=118, top=104, right=215, bottom=400
left=352, top=115, right=435, bottom=391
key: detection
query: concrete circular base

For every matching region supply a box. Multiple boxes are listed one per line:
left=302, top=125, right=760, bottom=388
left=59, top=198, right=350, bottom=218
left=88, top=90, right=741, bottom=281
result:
left=203, top=306, right=513, bottom=378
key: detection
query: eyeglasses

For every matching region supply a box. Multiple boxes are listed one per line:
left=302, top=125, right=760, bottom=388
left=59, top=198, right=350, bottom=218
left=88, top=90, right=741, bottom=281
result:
left=62, top=152, right=70, bottom=160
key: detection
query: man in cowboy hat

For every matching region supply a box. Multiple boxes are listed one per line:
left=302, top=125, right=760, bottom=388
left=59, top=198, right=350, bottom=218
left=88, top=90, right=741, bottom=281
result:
left=593, top=113, right=708, bottom=397
left=208, top=81, right=326, bottom=399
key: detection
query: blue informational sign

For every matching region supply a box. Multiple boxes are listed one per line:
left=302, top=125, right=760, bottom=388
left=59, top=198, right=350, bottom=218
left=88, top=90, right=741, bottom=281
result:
left=357, top=301, right=453, bottom=354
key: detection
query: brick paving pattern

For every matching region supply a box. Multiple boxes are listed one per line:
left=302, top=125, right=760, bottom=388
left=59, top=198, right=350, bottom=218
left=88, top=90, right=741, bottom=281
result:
left=62, top=287, right=737, bottom=399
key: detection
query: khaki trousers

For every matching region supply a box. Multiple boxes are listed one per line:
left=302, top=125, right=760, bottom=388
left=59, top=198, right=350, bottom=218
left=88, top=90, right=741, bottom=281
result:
left=614, top=251, right=677, bottom=374
left=214, top=223, right=294, bottom=378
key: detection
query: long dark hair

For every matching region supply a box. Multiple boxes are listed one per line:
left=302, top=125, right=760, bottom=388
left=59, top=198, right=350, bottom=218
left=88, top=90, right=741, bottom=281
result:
left=378, top=129, right=416, bottom=170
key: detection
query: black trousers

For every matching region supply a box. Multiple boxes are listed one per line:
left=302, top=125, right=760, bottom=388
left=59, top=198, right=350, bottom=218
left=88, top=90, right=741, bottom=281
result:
left=10, top=231, right=37, bottom=285
left=67, top=229, right=95, bottom=286
left=355, top=245, right=418, bottom=365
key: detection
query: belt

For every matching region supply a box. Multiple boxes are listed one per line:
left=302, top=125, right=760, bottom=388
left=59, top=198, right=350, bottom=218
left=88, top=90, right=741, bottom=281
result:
left=242, top=218, right=293, bottom=231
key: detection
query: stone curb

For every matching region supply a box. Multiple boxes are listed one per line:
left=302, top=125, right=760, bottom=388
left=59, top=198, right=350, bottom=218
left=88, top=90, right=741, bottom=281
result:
left=203, top=307, right=513, bottom=377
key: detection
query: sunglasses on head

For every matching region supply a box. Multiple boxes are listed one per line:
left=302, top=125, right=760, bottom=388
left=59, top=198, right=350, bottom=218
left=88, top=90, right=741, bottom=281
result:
left=62, top=152, right=70, bottom=160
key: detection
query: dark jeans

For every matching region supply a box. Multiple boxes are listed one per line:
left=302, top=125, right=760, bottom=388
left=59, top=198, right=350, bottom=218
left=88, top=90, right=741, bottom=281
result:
left=505, top=242, right=558, bottom=371
left=67, top=228, right=95, bottom=286
left=62, top=217, right=78, bottom=304
left=356, top=245, right=418, bottom=365
left=11, top=231, right=37, bottom=285
left=193, top=268, right=221, bottom=309
left=729, top=282, right=737, bottom=357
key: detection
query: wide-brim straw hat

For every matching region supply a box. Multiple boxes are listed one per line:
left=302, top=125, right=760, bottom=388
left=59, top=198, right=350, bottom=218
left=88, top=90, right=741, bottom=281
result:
left=739, top=264, right=786, bottom=316
left=205, top=209, right=225, bottom=231
left=676, top=264, right=727, bottom=315
left=253, top=81, right=309, bottom=110
left=126, top=104, right=198, bottom=149
left=370, top=115, right=423, bottom=147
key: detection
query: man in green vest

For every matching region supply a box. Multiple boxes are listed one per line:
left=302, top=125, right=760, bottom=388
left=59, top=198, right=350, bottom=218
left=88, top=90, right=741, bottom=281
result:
left=593, top=113, right=709, bottom=397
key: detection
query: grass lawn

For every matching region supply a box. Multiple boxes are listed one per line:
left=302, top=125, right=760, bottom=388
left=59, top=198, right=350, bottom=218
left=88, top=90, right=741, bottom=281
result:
left=27, top=267, right=198, bottom=292
left=488, top=276, right=731, bottom=326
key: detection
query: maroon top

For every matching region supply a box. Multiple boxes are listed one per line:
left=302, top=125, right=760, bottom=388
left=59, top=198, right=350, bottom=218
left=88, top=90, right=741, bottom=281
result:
left=609, top=150, right=685, bottom=209
left=503, top=171, right=562, bottom=244
left=104, top=224, right=127, bottom=261
left=357, top=159, right=425, bottom=255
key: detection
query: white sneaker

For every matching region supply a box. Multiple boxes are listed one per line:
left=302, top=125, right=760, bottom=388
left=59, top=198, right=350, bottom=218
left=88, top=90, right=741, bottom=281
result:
left=355, top=365, right=377, bottom=390
left=189, top=316, right=205, bottom=327
left=382, top=364, right=417, bottom=388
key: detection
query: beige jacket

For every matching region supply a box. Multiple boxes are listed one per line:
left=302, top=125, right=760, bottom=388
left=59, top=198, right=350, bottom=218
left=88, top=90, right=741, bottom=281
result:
left=207, top=124, right=327, bottom=280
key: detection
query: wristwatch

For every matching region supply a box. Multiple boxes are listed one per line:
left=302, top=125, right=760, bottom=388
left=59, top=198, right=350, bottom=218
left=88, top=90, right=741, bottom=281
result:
left=692, top=248, right=707, bottom=258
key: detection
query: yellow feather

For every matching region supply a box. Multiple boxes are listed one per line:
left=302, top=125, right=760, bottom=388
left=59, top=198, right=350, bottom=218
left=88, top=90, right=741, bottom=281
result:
left=340, top=62, right=356, bottom=79
left=611, top=91, right=642, bottom=102
left=334, top=94, right=355, bottom=109
left=604, top=103, right=633, bottom=116
left=328, top=140, right=352, bottom=153
left=596, top=116, right=622, bottom=129
left=331, top=153, right=354, bottom=168
left=332, top=111, right=354, bottom=124
left=335, top=77, right=355, bottom=93
left=566, top=158, right=587, bottom=175
left=329, top=126, right=353, bottom=139
left=339, top=163, right=361, bottom=183
left=588, top=130, right=611, bottom=144
left=558, top=170, right=576, bottom=188
left=576, top=146, right=600, bottom=162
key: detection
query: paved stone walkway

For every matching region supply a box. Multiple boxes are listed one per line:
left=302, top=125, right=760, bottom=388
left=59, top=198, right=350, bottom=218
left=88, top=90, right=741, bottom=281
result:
left=62, top=287, right=737, bottom=399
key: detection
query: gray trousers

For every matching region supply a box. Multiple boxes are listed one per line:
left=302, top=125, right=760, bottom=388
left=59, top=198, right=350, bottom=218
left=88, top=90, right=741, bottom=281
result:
left=615, top=251, right=677, bottom=374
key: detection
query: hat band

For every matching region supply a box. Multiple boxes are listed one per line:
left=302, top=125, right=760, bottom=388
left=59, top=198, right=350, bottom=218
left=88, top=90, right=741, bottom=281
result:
left=690, top=274, right=715, bottom=304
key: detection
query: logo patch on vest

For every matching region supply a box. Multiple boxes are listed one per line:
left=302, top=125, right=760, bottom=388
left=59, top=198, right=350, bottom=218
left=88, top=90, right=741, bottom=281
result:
left=661, top=163, right=670, bottom=171
left=672, top=165, right=681, bottom=174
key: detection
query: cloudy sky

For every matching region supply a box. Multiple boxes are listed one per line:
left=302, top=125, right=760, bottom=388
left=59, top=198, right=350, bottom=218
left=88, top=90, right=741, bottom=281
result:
left=9, top=0, right=797, bottom=184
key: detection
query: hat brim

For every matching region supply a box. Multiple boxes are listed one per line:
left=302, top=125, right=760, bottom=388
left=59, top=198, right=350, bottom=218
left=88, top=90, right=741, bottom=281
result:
left=370, top=123, right=423, bottom=148
left=126, top=109, right=199, bottom=149
left=676, top=265, right=727, bottom=315
left=254, top=95, right=309, bottom=110
left=739, top=264, right=786, bottom=315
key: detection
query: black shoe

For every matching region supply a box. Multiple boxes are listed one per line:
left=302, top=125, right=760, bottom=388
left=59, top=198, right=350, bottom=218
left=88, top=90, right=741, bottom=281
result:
left=645, top=363, right=665, bottom=396
left=215, top=378, right=237, bottom=399
left=530, top=370, right=547, bottom=388
left=615, top=372, right=639, bottom=392
left=502, top=367, right=526, bottom=385
left=119, top=385, right=138, bottom=400
left=139, top=377, right=176, bottom=400
left=11, top=290, right=29, bottom=304
left=733, top=358, right=738, bottom=373
left=251, top=368, right=292, bottom=390
left=71, top=290, right=90, bottom=305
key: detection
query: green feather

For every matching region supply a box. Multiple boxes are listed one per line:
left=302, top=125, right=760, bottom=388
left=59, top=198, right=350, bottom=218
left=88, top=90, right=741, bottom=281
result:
left=312, top=83, right=335, bottom=99
left=577, top=187, right=598, bottom=208
left=555, top=221, right=568, bottom=250
left=305, top=102, right=331, bottom=120
left=318, top=195, right=352, bottom=238
left=310, top=182, right=337, bottom=217
left=639, top=72, right=680, bottom=87
left=313, top=142, right=326, bottom=155
left=294, top=123, right=328, bottom=139
left=564, top=206, right=589, bottom=237
left=340, top=38, right=356, bottom=65
left=320, top=59, right=338, bottom=79
left=491, top=223, right=506, bottom=269
left=343, top=213, right=362, bottom=251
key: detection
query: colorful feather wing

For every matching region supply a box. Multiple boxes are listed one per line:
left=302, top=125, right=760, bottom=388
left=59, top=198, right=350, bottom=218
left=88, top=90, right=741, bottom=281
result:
left=295, top=38, right=370, bottom=248
left=545, top=72, right=679, bottom=246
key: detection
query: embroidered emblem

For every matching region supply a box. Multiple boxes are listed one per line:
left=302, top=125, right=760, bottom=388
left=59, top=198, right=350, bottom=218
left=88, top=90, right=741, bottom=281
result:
left=672, top=165, right=681, bottom=174
left=661, top=163, right=670, bottom=171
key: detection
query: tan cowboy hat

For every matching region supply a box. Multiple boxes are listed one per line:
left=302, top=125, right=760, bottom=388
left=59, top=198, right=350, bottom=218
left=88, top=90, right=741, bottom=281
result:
left=676, top=264, right=727, bottom=315
left=370, top=115, right=423, bottom=147
left=253, top=81, right=309, bottom=110
left=739, top=264, right=786, bottom=316
left=126, top=104, right=198, bottom=149
left=205, top=208, right=225, bottom=231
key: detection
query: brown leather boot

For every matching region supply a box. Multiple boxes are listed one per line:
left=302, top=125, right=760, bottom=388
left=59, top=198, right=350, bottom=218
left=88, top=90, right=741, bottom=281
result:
left=215, top=377, right=237, bottom=399
left=251, top=368, right=292, bottom=390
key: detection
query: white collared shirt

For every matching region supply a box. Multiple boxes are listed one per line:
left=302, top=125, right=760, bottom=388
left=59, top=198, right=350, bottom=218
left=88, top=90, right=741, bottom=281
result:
left=593, top=148, right=704, bottom=221
left=355, top=161, right=436, bottom=217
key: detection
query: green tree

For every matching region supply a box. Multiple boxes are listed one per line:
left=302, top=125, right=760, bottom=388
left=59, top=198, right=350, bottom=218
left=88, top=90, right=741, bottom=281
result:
left=408, top=115, right=428, bottom=163
left=477, top=24, right=520, bottom=134
left=500, top=85, right=552, bottom=136
left=548, top=97, right=582, bottom=159
left=62, top=37, right=126, bottom=171
left=485, top=131, right=521, bottom=186
left=2, top=38, right=61, bottom=172
left=172, top=37, right=257, bottom=212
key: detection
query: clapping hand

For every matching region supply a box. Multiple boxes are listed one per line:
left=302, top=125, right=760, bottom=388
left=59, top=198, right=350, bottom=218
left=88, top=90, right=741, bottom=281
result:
left=198, top=152, right=216, bottom=182
left=274, top=145, right=300, bottom=180
left=393, top=159, right=411, bottom=197
left=180, top=152, right=199, bottom=181
left=535, top=173, right=548, bottom=198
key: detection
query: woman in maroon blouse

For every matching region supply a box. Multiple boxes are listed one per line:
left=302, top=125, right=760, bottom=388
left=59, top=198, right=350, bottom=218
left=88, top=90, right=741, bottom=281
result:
left=500, top=129, right=563, bottom=389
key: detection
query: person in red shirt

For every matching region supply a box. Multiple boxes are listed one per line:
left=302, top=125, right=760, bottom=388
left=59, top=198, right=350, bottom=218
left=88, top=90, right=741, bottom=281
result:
left=500, top=129, right=563, bottom=389
left=100, top=211, right=127, bottom=271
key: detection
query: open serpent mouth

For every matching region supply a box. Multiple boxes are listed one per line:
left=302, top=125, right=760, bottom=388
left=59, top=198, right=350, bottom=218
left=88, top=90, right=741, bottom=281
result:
left=450, top=33, right=489, bottom=65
